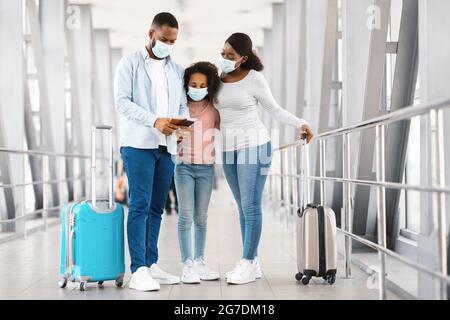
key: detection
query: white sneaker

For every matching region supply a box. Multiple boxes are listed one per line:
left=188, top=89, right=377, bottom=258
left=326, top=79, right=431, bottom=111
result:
left=226, top=258, right=262, bottom=279
left=194, top=259, right=220, bottom=281
left=129, top=267, right=160, bottom=291
left=149, top=264, right=181, bottom=285
left=181, top=260, right=201, bottom=284
left=225, top=261, right=241, bottom=279
left=253, top=258, right=263, bottom=279
left=226, top=259, right=256, bottom=285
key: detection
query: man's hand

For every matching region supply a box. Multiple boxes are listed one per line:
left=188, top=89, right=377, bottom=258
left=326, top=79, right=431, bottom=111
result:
left=154, top=118, right=179, bottom=136
left=299, top=124, right=314, bottom=144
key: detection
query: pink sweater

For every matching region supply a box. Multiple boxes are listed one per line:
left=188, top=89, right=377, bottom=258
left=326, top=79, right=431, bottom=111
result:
left=178, top=100, right=220, bottom=164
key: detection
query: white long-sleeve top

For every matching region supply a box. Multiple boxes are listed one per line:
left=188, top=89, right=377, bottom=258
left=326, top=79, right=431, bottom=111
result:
left=215, top=69, right=308, bottom=152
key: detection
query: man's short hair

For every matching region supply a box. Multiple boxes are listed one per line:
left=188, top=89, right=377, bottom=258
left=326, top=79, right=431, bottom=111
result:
left=152, top=12, right=179, bottom=29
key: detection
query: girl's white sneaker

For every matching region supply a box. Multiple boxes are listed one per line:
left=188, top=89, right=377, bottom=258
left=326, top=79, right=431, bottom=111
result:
left=194, top=259, right=220, bottom=281
left=181, top=260, right=201, bottom=284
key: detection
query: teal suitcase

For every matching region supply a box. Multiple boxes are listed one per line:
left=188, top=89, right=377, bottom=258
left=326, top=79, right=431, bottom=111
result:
left=59, top=125, right=125, bottom=291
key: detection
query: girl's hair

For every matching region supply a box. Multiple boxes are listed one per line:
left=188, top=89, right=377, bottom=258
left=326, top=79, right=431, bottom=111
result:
left=184, top=61, right=221, bottom=102
left=226, top=33, right=264, bottom=72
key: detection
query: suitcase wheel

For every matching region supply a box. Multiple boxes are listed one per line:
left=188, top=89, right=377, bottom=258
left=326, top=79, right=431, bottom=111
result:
left=58, top=277, right=68, bottom=289
left=115, top=275, right=124, bottom=288
left=327, top=274, right=336, bottom=285
left=301, top=276, right=310, bottom=285
left=295, top=273, right=303, bottom=281
left=79, top=281, right=87, bottom=291
left=115, top=279, right=124, bottom=288
left=98, top=281, right=104, bottom=287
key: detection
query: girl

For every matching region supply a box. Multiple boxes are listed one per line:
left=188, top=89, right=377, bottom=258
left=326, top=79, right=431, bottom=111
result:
left=175, top=62, right=221, bottom=284
left=216, top=33, right=314, bottom=285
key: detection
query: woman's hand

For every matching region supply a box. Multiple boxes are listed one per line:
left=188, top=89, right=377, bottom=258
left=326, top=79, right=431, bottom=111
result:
left=299, top=124, right=314, bottom=144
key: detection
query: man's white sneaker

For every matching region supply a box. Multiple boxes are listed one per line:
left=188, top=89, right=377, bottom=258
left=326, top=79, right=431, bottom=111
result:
left=129, top=266, right=160, bottom=291
left=226, top=258, right=262, bottom=279
left=181, top=260, right=201, bottom=284
left=226, top=259, right=256, bottom=285
left=194, top=259, right=220, bottom=281
left=149, top=264, right=181, bottom=285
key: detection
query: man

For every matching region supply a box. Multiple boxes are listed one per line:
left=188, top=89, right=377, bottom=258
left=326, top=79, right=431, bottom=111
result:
left=114, top=12, right=187, bottom=291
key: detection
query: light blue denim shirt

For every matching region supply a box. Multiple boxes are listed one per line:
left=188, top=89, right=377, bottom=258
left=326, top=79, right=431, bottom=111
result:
left=114, top=48, right=188, bottom=155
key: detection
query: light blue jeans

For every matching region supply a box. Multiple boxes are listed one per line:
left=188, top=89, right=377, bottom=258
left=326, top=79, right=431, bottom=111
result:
left=222, top=142, right=272, bottom=261
left=175, top=163, right=215, bottom=263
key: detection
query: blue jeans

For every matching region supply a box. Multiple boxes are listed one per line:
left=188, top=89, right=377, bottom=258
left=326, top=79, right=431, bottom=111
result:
left=174, top=163, right=214, bottom=263
left=222, top=142, right=272, bottom=261
left=121, top=147, right=175, bottom=273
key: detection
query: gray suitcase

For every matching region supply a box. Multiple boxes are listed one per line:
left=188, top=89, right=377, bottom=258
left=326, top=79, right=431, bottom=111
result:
left=295, top=140, right=338, bottom=285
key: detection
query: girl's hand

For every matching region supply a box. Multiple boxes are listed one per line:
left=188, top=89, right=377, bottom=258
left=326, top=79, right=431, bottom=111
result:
left=177, top=127, right=192, bottom=142
left=299, top=124, right=314, bottom=144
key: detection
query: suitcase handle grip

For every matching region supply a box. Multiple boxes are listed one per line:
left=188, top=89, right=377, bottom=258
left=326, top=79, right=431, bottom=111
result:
left=94, top=125, right=113, bottom=130
left=91, top=125, right=114, bottom=209
left=299, top=138, right=310, bottom=211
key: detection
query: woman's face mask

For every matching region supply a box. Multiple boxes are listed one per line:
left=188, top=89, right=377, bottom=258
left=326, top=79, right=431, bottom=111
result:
left=188, top=87, right=208, bottom=101
left=152, top=39, right=174, bottom=59
left=218, top=56, right=241, bottom=74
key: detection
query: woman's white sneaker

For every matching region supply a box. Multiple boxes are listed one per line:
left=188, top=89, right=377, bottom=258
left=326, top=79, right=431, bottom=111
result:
left=194, top=259, right=220, bottom=281
left=226, top=259, right=256, bottom=285
left=225, top=262, right=239, bottom=279
left=129, top=266, right=160, bottom=291
left=226, top=258, right=262, bottom=279
left=149, top=264, right=181, bottom=285
left=182, top=260, right=201, bottom=284
left=253, top=258, right=263, bottom=279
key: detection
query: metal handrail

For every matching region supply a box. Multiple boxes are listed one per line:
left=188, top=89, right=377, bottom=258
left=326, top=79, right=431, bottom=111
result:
left=0, top=147, right=109, bottom=160
left=268, top=97, right=449, bottom=300
left=266, top=194, right=450, bottom=286
left=270, top=173, right=450, bottom=194
left=0, top=203, right=78, bottom=224
left=0, top=147, right=112, bottom=229
left=276, top=97, right=450, bottom=151
left=0, top=175, right=88, bottom=189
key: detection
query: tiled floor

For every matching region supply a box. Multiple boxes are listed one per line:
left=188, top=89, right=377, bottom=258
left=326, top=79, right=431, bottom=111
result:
left=0, top=179, right=397, bottom=300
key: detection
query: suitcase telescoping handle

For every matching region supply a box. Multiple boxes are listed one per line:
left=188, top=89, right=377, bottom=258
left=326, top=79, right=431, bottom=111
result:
left=299, top=134, right=311, bottom=211
left=91, top=125, right=114, bottom=209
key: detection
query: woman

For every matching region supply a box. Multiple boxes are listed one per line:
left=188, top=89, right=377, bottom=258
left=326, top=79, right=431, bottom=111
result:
left=216, top=33, right=314, bottom=285
left=175, top=62, right=221, bottom=284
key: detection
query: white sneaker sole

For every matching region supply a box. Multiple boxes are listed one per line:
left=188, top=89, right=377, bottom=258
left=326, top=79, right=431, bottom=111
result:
left=182, top=278, right=201, bottom=284
left=199, top=275, right=220, bottom=281
left=153, top=277, right=181, bottom=285
left=129, top=281, right=160, bottom=292
left=227, top=277, right=256, bottom=285
left=226, top=272, right=261, bottom=280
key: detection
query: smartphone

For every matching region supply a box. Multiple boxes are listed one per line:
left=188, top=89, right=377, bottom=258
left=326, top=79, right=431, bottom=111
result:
left=170, top=117, right=197, bottom=127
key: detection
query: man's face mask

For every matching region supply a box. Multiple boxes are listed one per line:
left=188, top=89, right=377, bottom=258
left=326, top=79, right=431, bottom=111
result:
left=152, top=39, right=174, bottom=59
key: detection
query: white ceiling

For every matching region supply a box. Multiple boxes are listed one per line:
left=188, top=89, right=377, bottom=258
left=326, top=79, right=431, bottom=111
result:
left=69, top=0, right=282, bottom=67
